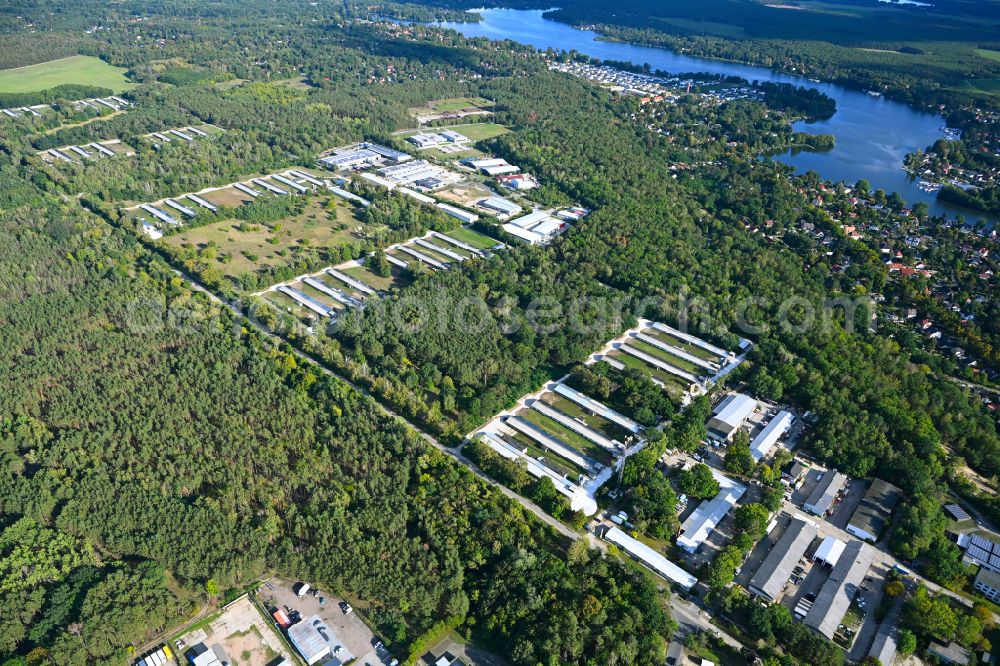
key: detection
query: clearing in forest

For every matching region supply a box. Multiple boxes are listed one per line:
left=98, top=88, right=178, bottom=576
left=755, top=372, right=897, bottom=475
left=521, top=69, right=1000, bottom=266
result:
left=0, top=55, right=133, bottom=93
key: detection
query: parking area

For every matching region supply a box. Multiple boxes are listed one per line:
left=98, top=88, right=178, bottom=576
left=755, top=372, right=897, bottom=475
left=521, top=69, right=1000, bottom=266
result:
left=259, top=578, right=386, bottom=665
left=824, top=477, right=868, bottom=530
left=734, top=511, right=803, bottom=590
left=175, top=595, right=294, bottom=666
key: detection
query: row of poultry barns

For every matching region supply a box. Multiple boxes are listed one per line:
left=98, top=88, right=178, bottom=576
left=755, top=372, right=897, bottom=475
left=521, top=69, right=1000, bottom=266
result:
left=596, top=319, right=749, bottom=401
left=40, top=124, right=217, bottom=166
left=259, top=227, right=503, bottom=321
left=467, top=319, right=742, bottom=515
left=129, top=168, right=326, bottom=238
left=2, top=95, right=131, bottom=120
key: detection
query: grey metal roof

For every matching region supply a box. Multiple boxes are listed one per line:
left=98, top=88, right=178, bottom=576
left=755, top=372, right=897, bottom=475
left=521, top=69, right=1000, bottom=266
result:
left=748, top=517, right=818, bottom=601
left=847, top=479, right=902, bottom=541
left=868, top=620, right=898, bottom=666
left=803, top=540, right=875, bottom=639
left=803, top=471, right=847, bottom=515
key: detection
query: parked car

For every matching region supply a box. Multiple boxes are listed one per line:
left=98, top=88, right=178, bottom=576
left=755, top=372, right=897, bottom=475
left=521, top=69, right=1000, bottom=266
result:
left=339, top=601, right=353, bottom=615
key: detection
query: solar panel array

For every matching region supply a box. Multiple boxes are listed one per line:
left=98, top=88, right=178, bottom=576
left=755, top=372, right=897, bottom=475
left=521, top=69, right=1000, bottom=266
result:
left=945, top=503, right=971, bottom=521
left=966, top=534, right=1000, bottom=571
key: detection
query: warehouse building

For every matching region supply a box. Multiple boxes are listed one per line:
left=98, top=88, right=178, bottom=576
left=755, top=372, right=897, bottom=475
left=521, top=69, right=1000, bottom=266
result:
left=706, top=393, right=757, bottom=441
left=813, top=535, right=846, bottom=567
left=928, top=641, right=971, bottom=666
left=868, top=620, right=899, bottom=666
left=604, top=526, right=697, bottom=590
left=466, top=157, right=519, bottom=176
left=501, top=223, right=544, bottom=245
left=749, top=517, right=819, bottom=602
left=676, top=468, right=746, bottom=553
left=497, top=173, right=538, bottom=191
left=288, top=616, right=339, bottom=665
left=803, top=540, right=875, bottom=639
left=749, top=410, right=793, bottom=461
left=479, top=196, right=522, bottom=219
left=958, top=534, right=1000, bottom=573
left=846, top=479, right=902, bottom=543
left=803, top=472, right=847, bottom=516
left=436, top=203, right=478, bottom=224
left=318, top=142, right=411, bottom=171
left=362, top=142, right=411, bottom=162
left=973, top=567, right=1000, bottom=602
left=408, top=133, right=445, bottom=148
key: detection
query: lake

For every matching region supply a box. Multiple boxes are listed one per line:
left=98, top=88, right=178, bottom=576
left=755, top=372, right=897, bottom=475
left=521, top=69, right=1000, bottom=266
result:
left=436, top=8, right=993, bottom=223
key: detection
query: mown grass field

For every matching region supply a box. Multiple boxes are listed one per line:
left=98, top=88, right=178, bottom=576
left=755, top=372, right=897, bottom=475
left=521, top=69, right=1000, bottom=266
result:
left=160, top=195, right=369, bottom=280
left=0, top=55, right=133, bottom=93
left=954, top=78, right=1000, bottom=96
left=430, top=96, right=493, bottom=111
left=975, top=48, right=1000, bottom=64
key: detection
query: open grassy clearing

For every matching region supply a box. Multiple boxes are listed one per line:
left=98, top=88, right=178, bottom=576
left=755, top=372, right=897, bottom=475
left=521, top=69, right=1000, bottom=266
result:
left=644, top=328, right=723, bottom=362
left=428, top=97, right=494, bottom=112
left=342, top=263, right=404, bottom=292
left=272, top=76, right=315, bottom=90
left=542, top=393, right=633, bottom=442
left=629, top=338, right=704, bottom=375
left=611, top=351, right=689, bottom=397
left=954, top=78, right=1000, bottom=95
left=159, top=195, right=371, bottom=280
left=214, top=78, right=247, bottom=90
left=519, top=408, right=615, bottom=467
left=399, top=122, right=510, bottom=144
left=0, top=55, right=133, bottom=93
left=506, top=431, right=586, bottom=479
left=445, top=226, right=499, bottom=250
left=975, top=48, right=1000, bottom=64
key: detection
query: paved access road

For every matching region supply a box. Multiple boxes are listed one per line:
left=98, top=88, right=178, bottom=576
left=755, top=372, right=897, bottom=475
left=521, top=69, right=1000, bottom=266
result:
left=174, top=269, right=581, bottom=542
left=174, top=268, right=744, bottom=650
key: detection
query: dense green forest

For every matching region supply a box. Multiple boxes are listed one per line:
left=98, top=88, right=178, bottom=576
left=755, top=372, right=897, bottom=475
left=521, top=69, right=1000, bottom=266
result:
left=0, top=178, right=673, bottom=665
left=0, top=0, right=999, bottom=664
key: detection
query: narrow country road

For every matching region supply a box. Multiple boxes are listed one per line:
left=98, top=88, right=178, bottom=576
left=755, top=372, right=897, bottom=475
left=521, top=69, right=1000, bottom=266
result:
left=173, top=269, right=581, bottom=541
left=173, top=267, right=743, bottom=648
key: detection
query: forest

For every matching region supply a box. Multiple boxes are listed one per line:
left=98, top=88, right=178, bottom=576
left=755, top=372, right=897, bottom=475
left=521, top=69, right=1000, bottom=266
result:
left=0, top=0, right=998, bottom=664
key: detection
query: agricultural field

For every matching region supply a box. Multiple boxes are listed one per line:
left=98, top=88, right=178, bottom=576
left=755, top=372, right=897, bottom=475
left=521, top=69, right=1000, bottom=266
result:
left=954, top=78, right=1000, bottom=96
left=424, top=97, right=494, bottom=112
left=409, top=96, right=495, bottom=124
left=159, top=193, right=370, bottom=281
left=0, top=55, right=133, bottom=93
left=975, top=48, right=1000, bottom=64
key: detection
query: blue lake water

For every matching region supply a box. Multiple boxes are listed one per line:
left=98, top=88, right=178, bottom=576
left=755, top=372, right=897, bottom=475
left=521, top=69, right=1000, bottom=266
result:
left=436, top=8, right=993, bottom=223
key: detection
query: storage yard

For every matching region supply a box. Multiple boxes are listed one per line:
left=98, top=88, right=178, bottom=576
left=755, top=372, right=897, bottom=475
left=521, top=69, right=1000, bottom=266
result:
left=170, top=594, right=294, bottom=666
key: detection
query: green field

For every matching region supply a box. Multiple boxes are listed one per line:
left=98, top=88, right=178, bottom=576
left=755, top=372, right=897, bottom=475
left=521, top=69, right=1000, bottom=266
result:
left=0, top=55, right=133, bottom=94
left=542, top=394, right=633, bottom=442
left=630, top=338, right=703, bottom=375
left=441, top=226, right=499, bottom=250
left=975, top=49, right=1000, bottom=64
left=519, top=408, right=614, bottom=467
left=159, top=194, right=370, bottom=281
left=954, top=78, right=1000, bottom=96
left=430, top=96, right=493, bottom=112
left=612, top=351, right=690, bottom=396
